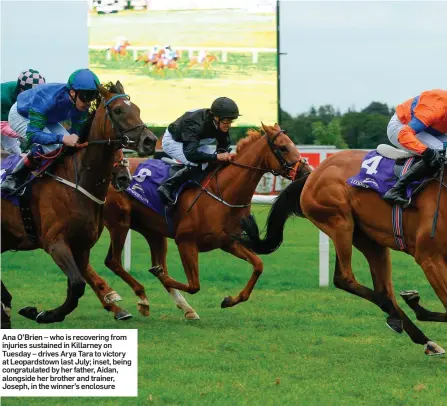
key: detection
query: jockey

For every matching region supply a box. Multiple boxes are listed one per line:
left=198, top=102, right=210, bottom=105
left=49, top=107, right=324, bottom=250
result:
left=383, top=89, right=447, bottom=206
left=158, top=97, right=241, bottom=205
left=1, top=68, right=100, bottom=195
left=162, top=45, right=177, bottom=65
left=1, top=69, right=46, bottom=155
left=114, top=36, right=127, bottom=52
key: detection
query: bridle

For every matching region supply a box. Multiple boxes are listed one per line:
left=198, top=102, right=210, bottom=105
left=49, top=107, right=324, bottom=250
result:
left=76, top=93, right=148, bottom=150
left=229, top=129, right=307, bottom=180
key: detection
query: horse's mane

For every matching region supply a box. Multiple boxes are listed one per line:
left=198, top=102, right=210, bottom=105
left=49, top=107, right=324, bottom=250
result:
left=236, top=129, right=263, bottom=155
left=78, top=82, right=120, bottom=143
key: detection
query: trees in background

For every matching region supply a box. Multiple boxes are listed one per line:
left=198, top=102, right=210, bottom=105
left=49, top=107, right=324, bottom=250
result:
left=279, top=101, right=394, bottom=149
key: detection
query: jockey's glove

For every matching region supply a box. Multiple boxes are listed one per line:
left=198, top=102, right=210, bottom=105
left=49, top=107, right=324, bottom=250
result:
left=422, top=148, right=444, bottom=169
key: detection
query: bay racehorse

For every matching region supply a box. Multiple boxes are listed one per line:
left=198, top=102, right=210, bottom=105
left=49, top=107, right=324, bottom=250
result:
left=1, top=81, right=157, bottom=326
left=82, top=124, right=310, bottom=320
left=237, top=148, right=446, bottom=356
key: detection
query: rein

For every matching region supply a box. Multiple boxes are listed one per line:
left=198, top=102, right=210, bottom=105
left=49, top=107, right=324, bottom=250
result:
left=46, top=94, right=134, bottom=204
left=229, top=130, right=306, bottom=180
left=187, top=129, right=306, bottom=211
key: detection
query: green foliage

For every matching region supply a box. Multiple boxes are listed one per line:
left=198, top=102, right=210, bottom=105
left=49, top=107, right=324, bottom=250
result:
left=281, top=101, right=394, bottom=149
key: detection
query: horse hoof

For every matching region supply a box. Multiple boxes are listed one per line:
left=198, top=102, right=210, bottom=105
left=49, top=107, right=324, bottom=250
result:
left=18, top=306, right=39, bottom=321
left=137, top=299, right=150, bottom=317
left=185, top=311, right=200, bottom=320
left=115, top=310, right=132, bottom=321
left=424, top=341, right=445, bottom=356
left=386, top=316, right=403, bottom=334
left=221, top=297, right=233, bottom=308
left=36, top=311, right=65, bottom=324
left=400, top=290, right=420, bottom=302
left=148, top=265, right=164, bottom=277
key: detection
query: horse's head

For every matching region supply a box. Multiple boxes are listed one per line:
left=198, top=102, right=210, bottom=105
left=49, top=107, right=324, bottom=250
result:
left=111, top=149, right=132, bottom=191
left=261, top=123, right=307, bottom=180
left=98, top=81, right=157, bottom=156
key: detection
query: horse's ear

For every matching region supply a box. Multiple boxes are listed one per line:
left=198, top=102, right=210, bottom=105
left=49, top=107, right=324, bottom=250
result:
left=115, top=81, right=125, bottom=94
left=261, top=122, right=269, bottom=133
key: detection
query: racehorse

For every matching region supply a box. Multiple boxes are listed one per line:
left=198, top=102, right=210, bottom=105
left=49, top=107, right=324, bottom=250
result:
left=236, top=149, right=447, bottom=356
left=109, top=41, right=131, bottom=61
left=186, top=54, right=218, bottom=75
left=153, top=50, right=182, bottom=76
left=81, top=124, right=310, bottom=320
left=1, top=81, right=157, bottom=326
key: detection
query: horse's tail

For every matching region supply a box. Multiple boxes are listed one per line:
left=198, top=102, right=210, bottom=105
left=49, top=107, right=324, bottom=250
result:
left=235, top=174, right=310, bottom=254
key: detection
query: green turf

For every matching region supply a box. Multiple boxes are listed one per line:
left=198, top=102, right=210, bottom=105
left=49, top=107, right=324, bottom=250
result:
left=2, top=205, right=446, bottom=405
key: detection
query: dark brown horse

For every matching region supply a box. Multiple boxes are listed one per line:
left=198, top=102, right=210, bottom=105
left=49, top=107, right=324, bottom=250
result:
left=1, top=81, right=157, bottom=326
left=82, top=124, right=309, bottom=320
left=237, top=149, right=446, bottom=356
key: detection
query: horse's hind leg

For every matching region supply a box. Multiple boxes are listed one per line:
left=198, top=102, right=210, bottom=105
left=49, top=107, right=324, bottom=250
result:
left=353, top=229, right=443, bottom=354
left=84, top=263, right=132, bottom=321
left=104, top=224, right=150, bottom=317
left=149, top=241, right=201, bottom=295
left=1, top=281, right=12, bottom=329
left=144, top=232, right=199, bottom=320
left=219, top=243, right=263, bottom=308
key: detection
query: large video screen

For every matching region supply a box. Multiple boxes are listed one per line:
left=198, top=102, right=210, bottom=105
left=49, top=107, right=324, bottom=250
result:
left=88, top=0, right=277, bottom=127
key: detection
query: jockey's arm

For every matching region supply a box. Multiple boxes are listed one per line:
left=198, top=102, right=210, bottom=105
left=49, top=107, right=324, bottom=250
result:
left=183, top=137, right=217, bottom=163
left=397, top=105, right=445, bottom=154
left=26, top=109, right=64, bottom=145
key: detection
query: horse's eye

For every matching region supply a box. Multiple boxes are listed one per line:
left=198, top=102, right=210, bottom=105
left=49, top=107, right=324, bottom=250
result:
left=113, top=107, right=122, bottom=115
left=280, top=146, right=288, bottom=152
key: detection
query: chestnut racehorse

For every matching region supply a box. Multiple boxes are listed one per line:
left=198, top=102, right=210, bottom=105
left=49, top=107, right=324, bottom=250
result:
left=109, top=41, right=131, bottom=60
left=237, top=149, right=447, bottom=356
left=83, top=124, right=310, bottom=320
left=1, top=81, right=157, bottom=326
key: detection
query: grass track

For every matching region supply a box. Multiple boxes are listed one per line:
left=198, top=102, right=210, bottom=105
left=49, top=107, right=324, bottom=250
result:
left=2, top=206, right=446, bottom=405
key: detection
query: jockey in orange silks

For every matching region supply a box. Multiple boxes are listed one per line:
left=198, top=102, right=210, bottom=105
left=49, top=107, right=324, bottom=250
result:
left=384, top=89, right=447, bottom=206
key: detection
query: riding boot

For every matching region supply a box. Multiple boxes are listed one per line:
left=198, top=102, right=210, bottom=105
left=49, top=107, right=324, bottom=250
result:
left=1, top=153, right=37, bottom=196
left=383, top=159, right=433, bottom=207
left=158, top=166, right=197, bottom=205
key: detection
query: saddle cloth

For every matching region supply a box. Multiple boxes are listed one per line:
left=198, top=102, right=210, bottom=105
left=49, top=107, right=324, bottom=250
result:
left=347, top=150, right=429, bottom=200
left=1, top=154, right=22, bottom=206
left=125, top=159, right=206, bottom=216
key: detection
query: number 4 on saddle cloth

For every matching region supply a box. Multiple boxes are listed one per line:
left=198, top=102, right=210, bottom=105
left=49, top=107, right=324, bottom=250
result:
left=347, top=144, right=438, bottom=250
left=347, top=146, right=432, bottom=203
left=125, top=159, right=207, bottom=216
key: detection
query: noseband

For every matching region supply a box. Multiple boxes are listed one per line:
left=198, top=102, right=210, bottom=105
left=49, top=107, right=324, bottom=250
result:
left=230, top=130, right=307, bottom=180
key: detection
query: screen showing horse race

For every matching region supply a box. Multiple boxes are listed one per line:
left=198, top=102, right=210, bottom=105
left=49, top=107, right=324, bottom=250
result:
left=88, top=0, right=278, bottom=127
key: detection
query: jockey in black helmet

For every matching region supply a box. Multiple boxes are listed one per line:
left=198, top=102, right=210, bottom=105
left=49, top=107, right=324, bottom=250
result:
left=158, top=97, right=241, bottom=205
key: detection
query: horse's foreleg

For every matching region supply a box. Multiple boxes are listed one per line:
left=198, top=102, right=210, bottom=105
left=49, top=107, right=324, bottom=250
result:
left=144, top=233, right=199, bottom=320
left=149, top=242, right=200, bottom=295
left=220, top=243, right=263, bottom=308
left=84, top=263, right=132, bottom=321
left=21, top=240, right=86, bottom=324
left=404, top=247, right=447, bottom=323
left=1, top=281, right=12, bottom=329
left=104, top=224, right=150, bottom=317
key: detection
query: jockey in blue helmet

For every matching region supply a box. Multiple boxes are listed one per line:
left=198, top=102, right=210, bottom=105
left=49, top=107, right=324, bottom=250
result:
left=1, top=69, right=100, bottom=195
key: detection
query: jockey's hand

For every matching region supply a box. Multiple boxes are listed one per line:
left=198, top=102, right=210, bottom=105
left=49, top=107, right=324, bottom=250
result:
left=422, top=148, right=444, bottom=169
left=62, top=134, right=79, bottom=147
left=217, top=152, right=237, bottom=162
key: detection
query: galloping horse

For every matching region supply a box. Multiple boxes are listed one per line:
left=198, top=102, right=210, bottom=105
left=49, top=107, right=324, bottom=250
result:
left=82, top=124, right=309, bottom=320
left=1, top=81, right=157, bottom=326
left=237, top=148, right=447, bottom=356
left=109, top=41, right=131, bottom=61
left=186, top=53, right=218, bottom=75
